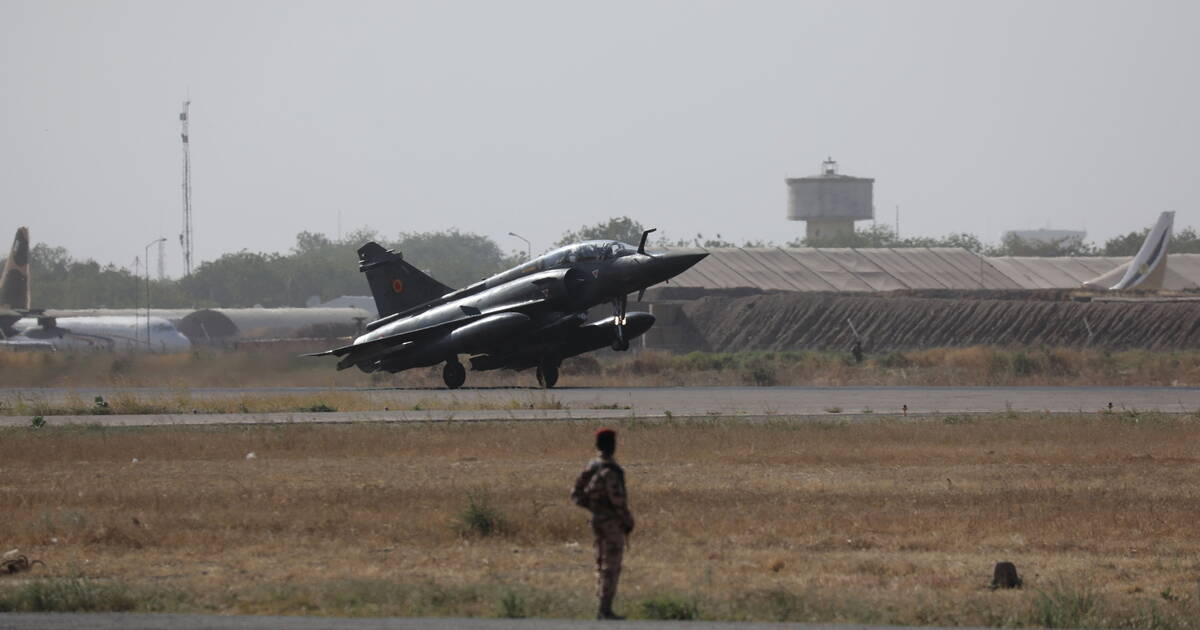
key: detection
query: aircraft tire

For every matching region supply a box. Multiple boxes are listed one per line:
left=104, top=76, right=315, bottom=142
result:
left=536, top=364, right=559, bottom=389
left=443, top=360, right=466, bottom=389
left=611, top=338, right=630, bottom=352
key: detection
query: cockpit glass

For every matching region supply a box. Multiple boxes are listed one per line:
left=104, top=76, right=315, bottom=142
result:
left=534, top=241, right=634, bottom=269
left=574, top=243, right=602, bottom=261
left=607, top=242, right=634, bottom=258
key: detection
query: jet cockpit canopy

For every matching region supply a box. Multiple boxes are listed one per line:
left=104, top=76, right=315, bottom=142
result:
left=444, top=241, right=641, bottom=304
left=538, top=241, right=635, bottom=269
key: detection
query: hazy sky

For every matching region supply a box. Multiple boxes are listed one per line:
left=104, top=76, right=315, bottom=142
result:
left=2, top=0, right=1197, bottom=276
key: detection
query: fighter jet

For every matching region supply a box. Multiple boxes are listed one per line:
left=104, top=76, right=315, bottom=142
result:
left=307, top=229, right=706, bottom=388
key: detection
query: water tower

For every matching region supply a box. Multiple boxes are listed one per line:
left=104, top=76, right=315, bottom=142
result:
left=786, top=158, right=874, bottom=241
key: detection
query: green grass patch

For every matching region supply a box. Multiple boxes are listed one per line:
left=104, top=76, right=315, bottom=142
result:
left=224, top=580, right=581, bottom=618
left=1031, top=582, right=1101, bottom=629
left=0, top=577, right=186, bottom=613
left=637, top=594, right=701, bottom=620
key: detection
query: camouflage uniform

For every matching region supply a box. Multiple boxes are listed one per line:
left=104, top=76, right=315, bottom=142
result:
left=571, top=453, right=635, bottom=619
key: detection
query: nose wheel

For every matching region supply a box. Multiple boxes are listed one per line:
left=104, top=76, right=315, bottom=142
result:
left=442, top=360, right=466, bottom=389
left=611, top=295, right=630, bottom=351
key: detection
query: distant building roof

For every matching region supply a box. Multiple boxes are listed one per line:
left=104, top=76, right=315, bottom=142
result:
left=659, top=247, right=1200, bottom=292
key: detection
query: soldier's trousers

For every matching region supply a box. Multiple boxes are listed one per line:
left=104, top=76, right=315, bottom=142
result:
left=591, top=517, right=626, bottom=609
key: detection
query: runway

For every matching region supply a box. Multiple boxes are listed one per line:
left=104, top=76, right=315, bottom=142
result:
left=1, top=386, right=1195, bottom=427
left=0, top=613, right=997, bottom=630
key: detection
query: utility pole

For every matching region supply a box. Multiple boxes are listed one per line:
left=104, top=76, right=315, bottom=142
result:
left=133, top=255, right=141, bottom=346
left=179, top=100, right=194, bottom=276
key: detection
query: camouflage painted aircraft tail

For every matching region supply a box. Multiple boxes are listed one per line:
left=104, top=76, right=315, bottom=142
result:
left=1083, top=211, right=1173, bottom=291
left=357, top=242, right=453, bottom=318
left=1, top=227, right=31, bottom=310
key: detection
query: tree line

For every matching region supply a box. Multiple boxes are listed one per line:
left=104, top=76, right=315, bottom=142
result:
left=6, top=217, right=1197, bottom=309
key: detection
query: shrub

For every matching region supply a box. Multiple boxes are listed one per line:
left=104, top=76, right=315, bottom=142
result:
left=638, top=595, right=700, bottom=620
left=455, top=490, right=508, bottom=537
left=497, top=590, right=526, bottom=618
left=743, top=360, right=777, bottom=386
left=1011, top=351, right=1039, bottom=377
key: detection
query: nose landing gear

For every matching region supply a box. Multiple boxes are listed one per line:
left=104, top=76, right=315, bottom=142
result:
left=611, top=295, right=631, bottom=351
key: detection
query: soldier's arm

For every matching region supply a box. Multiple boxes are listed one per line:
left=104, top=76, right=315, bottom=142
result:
left=570, top=464, right=594, bottom=508
left=603, top=470, right=635, bottom=532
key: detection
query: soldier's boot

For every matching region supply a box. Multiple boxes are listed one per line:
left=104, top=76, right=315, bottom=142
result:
left=597, top=570, right=624, bottom=620
left=597, top=602, right=624, bottom=620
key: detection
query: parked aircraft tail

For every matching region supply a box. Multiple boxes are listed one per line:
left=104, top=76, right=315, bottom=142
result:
left=1, top=227, right=31, bottom=310
left=357, top=242, right=453, bottom=318
left=1082, top=211, right=1174, bottom=291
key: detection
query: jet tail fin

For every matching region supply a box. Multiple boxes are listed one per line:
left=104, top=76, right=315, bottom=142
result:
left=1, top=227, right=31, bottom=310
left=1110, top=211, right=1173, bottom=290
left=357, top=242, right=453, bottom=318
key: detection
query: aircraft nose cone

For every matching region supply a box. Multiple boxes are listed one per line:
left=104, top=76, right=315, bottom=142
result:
left=643, top=249, right=707, bottom=286
left=656, top=250, right=708, bottom=277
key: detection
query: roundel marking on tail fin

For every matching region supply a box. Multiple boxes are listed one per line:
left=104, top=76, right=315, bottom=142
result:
left=391, top=278, right=405, bottom=293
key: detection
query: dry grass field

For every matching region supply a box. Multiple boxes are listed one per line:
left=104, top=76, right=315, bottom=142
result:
left=0, top=389, right=570, bottom=417
left=4, top=345, right=1200, bottom=390
left=2, top=413, right=1199, bottom=626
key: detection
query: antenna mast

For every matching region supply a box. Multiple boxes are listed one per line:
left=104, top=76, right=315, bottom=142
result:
left=179, top=100, right=194, bottom=276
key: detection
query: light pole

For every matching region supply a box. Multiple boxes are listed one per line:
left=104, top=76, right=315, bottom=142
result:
left=144, top=237, right=166, bottom=349
left=507, top=231, right=532, bottom=262
left=132, top=256, right=141, bottom=346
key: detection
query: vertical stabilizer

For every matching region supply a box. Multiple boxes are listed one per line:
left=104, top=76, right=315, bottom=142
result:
left=0, top=227, right=30, bottom=310
left=1111, top=211, right=1173, bottom=290
left=357, top=242, right=453, bottom=318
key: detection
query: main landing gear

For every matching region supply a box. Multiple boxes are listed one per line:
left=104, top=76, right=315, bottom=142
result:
left=611, top=295, right=630, bottom=351
left=536, top=356, right=560, bottom=389
left=442, top=359, right=466, bottom=389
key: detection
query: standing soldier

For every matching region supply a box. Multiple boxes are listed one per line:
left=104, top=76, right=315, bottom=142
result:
left=571, top=427, right=635, bottom=620
left=851, top=339, right=864, bottom=364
